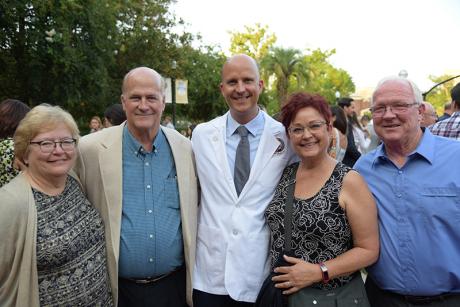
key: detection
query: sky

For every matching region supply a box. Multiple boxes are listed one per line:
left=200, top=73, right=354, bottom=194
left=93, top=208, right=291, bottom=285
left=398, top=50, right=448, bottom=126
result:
left=171, top=0, right=460, bottom=94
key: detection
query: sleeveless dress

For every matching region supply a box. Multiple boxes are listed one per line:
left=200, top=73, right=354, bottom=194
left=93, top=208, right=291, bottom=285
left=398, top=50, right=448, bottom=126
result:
left=265, top=162, right=354, bottom=290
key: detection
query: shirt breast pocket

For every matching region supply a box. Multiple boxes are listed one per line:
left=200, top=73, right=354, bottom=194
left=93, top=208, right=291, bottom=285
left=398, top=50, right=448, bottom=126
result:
left=419, top=186, right=460, bottom=222
left=164, top=177, right=180, bottom=209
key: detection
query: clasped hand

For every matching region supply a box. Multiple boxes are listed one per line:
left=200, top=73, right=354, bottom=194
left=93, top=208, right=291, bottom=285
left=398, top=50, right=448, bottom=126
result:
left=271, top=255, right=322, bottom=295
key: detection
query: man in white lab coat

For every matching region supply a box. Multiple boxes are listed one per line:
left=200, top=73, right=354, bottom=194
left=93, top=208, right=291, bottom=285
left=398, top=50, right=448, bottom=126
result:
left=191, top=54, right=294, bottom=306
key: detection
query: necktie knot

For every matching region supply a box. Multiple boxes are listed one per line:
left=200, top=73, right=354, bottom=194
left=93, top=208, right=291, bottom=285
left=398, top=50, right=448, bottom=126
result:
left=236, top=126, right=249, bottom=138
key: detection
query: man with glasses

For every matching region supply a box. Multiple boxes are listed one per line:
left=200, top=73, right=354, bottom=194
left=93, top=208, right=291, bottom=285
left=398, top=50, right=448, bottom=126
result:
left=354, top=76, right=460, bottom=307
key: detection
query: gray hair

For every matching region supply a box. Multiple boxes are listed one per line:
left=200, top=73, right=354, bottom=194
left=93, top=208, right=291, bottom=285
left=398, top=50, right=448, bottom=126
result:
left=371, top=76, right=423, bottom=106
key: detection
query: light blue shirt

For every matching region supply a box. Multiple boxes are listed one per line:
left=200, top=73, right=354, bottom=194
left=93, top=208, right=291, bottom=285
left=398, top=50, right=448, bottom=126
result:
left=226, top=110, right=265, bottom=177
left=355, top=128, right=460, bottom=295
left=119, top=126, right=183, bottom=278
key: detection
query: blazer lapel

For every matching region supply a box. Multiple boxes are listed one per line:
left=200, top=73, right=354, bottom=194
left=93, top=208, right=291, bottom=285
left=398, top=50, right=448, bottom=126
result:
left=98, top=126, right=123, bottom=258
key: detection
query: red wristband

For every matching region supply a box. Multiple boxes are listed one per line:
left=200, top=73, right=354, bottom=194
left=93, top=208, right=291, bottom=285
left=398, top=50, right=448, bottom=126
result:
left=319, top=262, right=330, bottom=283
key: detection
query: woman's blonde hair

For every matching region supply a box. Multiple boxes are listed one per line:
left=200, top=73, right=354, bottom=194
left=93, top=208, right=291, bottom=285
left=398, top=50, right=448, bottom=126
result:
left=14, top=104, right=80, bottom=163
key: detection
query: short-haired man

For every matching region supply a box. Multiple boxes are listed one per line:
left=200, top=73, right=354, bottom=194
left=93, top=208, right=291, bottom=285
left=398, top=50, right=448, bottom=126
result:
left=420, top=101, right=437, bottom=127
left=355, top=77, right=460, bottom=306
left=429, top=82, right=460, bottom=140
left=437, top=101, right=453, bottom=121
left=338, top=97, right=361, bottom=166
left=75, top=67, right=197, bottom=307
left=191, top=54, right=294, bottom=306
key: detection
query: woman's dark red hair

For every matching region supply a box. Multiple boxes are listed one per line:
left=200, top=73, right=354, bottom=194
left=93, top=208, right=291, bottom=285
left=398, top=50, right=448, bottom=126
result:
left=280, top=92, right=332, bottom=136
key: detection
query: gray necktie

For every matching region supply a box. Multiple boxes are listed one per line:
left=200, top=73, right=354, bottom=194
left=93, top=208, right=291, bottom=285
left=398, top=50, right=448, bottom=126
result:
left=234, top=126, right=250, bottom=196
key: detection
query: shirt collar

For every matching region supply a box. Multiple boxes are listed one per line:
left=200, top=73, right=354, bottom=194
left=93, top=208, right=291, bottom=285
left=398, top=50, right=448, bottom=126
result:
left=371, top=127, right=435, bottom=167
left=123, top=125, right=164, bottom=156
left=227, top=109, right=265, bottom=137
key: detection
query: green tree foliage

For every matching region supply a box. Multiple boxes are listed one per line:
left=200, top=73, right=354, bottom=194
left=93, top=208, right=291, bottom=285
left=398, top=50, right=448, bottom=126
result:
left=227, top=24, right=355, bottom=115
left=0, top=0, right=207, bottom=130
left=425, top=74, right=460, bottom=115
left=0, top=0, right=118, bottom=127
left=261, top=47, right=308, bottom=105
left=259, top=47, right=355, bottom=114
left=172, top=45, right=227, bottom=124
left=110, top=0, right=192, bottom=95
left=229, top=23, right=277, bottom=61
left=302, top=48, right=355, bottom=104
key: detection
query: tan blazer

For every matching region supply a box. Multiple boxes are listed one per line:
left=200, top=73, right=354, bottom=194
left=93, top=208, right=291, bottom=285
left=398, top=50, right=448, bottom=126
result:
left=75, top=124, right=198, bottom=306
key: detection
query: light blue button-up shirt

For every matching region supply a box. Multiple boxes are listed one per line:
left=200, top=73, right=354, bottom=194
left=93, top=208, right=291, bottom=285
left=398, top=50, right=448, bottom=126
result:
left=119, top=126, right=183, bottom=278
left=355, top=128, right=460, bottom=295
left=226, top=110, right=265, bottom=176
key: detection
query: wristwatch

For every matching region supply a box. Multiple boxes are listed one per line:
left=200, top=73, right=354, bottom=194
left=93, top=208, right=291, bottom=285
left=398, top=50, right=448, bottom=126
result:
left=318, top=262, right=330, bottom=283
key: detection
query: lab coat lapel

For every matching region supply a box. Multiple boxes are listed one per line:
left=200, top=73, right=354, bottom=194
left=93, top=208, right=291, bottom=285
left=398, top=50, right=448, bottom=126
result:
left=210, top=114, right=239, bottom=200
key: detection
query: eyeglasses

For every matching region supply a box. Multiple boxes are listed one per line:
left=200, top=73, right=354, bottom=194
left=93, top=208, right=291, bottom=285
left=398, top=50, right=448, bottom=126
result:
left=288, top=121, right=327, bottom=137
left=370, top=103, right=419, bottom=117
left=29, top=138, right=77, bottom=153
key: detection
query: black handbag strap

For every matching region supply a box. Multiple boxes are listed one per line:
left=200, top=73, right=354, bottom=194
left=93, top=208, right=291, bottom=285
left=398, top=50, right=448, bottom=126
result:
left=283, top=163, right=298, bottom=253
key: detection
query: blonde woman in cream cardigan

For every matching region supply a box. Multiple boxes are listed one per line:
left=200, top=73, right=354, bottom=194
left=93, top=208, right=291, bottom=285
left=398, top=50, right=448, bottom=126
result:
left=0, top=105, right=114, bottom=306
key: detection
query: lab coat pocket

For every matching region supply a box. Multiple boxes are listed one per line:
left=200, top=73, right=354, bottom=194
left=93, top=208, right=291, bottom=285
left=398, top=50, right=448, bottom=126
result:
left=244, top=232, right=271, bottom=290
left=196, top=223, right=226, bottom=285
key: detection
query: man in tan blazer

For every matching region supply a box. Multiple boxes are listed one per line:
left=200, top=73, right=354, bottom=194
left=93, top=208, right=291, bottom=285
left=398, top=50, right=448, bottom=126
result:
left=75, top=67, right=197, bottom=307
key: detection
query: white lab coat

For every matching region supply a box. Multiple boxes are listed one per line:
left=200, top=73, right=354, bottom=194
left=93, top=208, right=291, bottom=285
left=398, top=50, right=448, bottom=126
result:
left=191, top=111, right=294, bottom=302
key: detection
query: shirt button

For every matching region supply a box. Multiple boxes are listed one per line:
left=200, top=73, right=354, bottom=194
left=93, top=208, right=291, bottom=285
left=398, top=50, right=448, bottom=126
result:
left=145, top=162, right=149, bottom=166
left=148, top=209, right=152, bottom=213
left=398, top=170, right=402, bottom=174
left=149, top=258, right=154, bottom=263
left=232, top=229, right=238, bottom=235
left=236, top=204, right=241, bottom=208
left=213, top=136, right=218, bottom=142
left=313, top=300, right=317, bottom=305
left=397, top=194, right=402, bottom=198
left=154, top=149, right=158, bottom=153
left=149, top=234, right=153, bottom=238
left=147, top=185, right=151, bottom=189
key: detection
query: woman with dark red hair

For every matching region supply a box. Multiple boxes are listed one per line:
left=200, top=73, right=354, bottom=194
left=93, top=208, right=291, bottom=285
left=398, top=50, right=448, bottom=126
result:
left=264, top=92, right=379, bottom=305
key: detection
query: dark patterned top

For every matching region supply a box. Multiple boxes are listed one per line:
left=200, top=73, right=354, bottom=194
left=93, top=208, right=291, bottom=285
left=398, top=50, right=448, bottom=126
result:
left=0, top=138, right=18, bottom=188
left=33, top=176, right=113, bottom=306
left=265, top=162, right=353, bottom=290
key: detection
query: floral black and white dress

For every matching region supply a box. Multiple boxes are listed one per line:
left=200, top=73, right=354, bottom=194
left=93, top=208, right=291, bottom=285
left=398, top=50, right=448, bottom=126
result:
left=265, top=162, right=354, bottom=290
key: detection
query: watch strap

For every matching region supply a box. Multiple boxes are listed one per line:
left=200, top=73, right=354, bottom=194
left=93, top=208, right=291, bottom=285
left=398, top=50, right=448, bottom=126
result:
left=319, top=262, right=330, bottom=283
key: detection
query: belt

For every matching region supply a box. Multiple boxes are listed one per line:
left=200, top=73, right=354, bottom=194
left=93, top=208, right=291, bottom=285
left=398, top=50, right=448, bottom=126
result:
left=369, top=277, right=459, bottom=305
left=120, top=267, right=182, bottom=285
left=401, top=293, right=455, bottom=305
left=386, top=289, right=459, bottom=305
